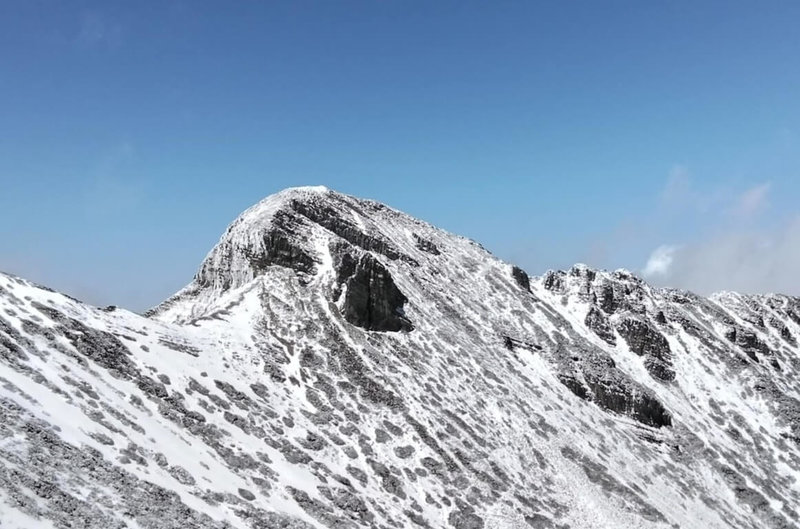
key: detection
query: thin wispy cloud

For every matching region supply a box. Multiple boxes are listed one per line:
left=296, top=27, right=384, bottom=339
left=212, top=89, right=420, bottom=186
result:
left=731, top=182, right=771, bottom=218
left=658, top=165, right=726, bottom=215
left=660, top=165, right=692, bottom=206
left=76, top=11, right=123, bottom=49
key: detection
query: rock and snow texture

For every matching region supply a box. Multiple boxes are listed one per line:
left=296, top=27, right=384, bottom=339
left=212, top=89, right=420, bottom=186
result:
left=1, top=186, right=800, bottom=529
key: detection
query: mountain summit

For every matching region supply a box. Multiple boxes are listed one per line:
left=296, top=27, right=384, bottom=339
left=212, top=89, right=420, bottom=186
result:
left=1, top=188, right=799, bottom=528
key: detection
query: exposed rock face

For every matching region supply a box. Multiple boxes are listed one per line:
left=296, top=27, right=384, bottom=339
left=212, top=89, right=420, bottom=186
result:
left=191, top=209, right=318, bottom=293
left=289, top=197, right=418, bottom=266
left=726, top=327, right=771, bottom=363
left=542, top=266, right=676, bottom=382
left=598, top=284, right=618, bottom=314
left=336, top=252, right=413, bottom=332
left=769, top=317, right=796, bottom=345
left=615, top=318, right=675, bottom=382
left=554, top=344, right=672, bottom=428
left=542, top=270, right=565, bottom=293
left=584, top=305, right=616, bottom=345
left=511, top=265, right=531, bottom=292
left=413, top=233, right=441, bottom=255
left=3, top=187, right=800, bottom=529
left=245, top=218, right=317, bottom=276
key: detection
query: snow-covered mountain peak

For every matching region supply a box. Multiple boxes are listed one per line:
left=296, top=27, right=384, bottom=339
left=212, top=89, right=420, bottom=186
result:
left=149, top=187, right=414, bottom=320
left=150, top=187, right=487, bottom=325
left=3, top=189, right=800, bottom=529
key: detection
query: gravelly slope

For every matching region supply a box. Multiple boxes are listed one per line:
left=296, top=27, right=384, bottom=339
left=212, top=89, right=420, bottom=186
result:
left=1, top=186, right=799, bottom=529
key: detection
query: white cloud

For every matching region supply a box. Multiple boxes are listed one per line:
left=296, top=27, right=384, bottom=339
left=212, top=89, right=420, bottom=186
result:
left=635, top=166, right=796, bottom=295
left=642, top=245, right=677, bottom=277
left=642, top=216, right=800, bottom=295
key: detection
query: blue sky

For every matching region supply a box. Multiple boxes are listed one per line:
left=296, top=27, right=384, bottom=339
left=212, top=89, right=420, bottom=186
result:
left=2, top=1, right=800, bottom=310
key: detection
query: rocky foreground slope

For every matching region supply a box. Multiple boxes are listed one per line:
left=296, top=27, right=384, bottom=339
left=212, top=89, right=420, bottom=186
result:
left=1, top=186, right=800, bottom=529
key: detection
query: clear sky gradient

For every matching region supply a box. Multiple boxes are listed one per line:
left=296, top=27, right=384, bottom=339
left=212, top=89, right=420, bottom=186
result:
left=2, top=1, right=799, bottom=310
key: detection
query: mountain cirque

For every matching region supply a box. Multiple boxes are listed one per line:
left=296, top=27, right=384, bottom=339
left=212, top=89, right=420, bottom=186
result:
left=1, top=186, right=799, bottom=528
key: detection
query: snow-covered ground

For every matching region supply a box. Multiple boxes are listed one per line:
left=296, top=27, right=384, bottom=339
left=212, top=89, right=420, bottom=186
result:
left=1, top=186, right=798, bottom=528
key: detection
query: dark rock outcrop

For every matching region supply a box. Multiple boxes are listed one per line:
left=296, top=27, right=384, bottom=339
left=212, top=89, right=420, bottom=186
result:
left=560, top=370, right=672, bottom=429
left=725, top=327, right=771, bottom=363
left=769, top=318, right=796, bottom=345
left=336, top=253, right=413, bottom=332
left=616, top=318, right=675, bottom=382
left=195, top=211, right=316, bottom=291
left=598, top=285, right=618, bottom=314
left=584, top=306, right=616, bottom=345
left=291, top=199, right=418, bottom=266
left=542, top=271, right=565, bottom=293
left=413, top=234, right=441, bottom=255
left=245, top=218, right=317, bottom=276
left=511, top=266, right=531, bottom=293
left=555, top=344, right=672, bottom=428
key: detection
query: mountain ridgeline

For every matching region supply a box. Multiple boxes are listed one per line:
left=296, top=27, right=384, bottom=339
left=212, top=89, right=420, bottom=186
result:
left=1, top=186, right=799, bottom=529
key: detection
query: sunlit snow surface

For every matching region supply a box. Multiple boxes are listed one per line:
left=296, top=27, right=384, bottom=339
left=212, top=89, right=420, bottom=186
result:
left=1, top=187, right=799, bottom=528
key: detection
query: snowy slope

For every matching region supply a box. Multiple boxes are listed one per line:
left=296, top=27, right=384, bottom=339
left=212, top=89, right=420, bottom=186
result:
left=1, top=186, right=799, bottom=529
